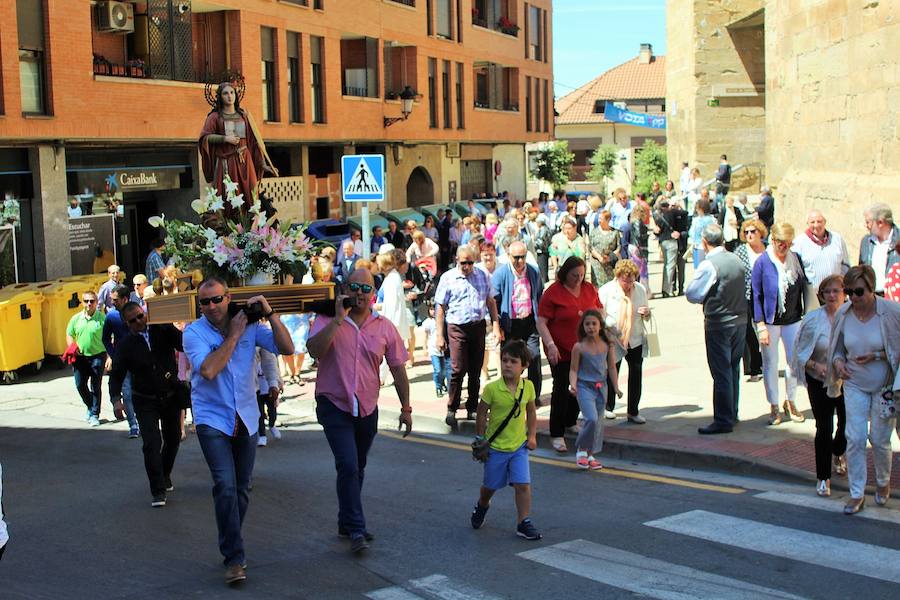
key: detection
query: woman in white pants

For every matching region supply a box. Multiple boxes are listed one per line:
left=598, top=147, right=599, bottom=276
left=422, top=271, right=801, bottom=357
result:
left=751, top=223, right=808, bottom=425
left=827, top=265, right=900, bottom=515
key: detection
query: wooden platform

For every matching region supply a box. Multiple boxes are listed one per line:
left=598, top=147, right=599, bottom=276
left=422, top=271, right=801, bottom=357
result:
left=145, top=283, right=334, bottom=324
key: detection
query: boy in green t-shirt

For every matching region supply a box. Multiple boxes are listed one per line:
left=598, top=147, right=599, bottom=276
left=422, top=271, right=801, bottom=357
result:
left=470, top=340, right=541, bottom=540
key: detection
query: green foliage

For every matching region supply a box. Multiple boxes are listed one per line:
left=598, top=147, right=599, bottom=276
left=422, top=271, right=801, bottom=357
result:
left=531, top=141, right=574, bottom=189
left=633, top=140, right=668, bottom=196
left=587, top=144, right=619, bottom=192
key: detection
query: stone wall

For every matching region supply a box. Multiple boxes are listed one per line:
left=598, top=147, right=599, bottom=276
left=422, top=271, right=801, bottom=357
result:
left=666, top=0, right=766, bottom=191
left=766, top=0, right=900, bottom=260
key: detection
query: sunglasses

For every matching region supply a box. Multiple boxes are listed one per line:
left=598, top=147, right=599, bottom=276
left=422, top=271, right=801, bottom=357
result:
left=348, top=282, right=374, bottom=293
left=83, top=298, right=97, bottom=304
left=510, top=255, right=526, bottom=261
left=843, top=287, right=867, bottom=297
left=459, top=260, right=475, bottom=265
left=127, top=313, right=145, bottom=324
left=744, top=228, right=757, bottom=234
left=199, top=295, right=226, bottom=306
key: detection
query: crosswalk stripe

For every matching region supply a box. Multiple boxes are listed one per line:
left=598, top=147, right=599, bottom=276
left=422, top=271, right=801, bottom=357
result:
left=645, top=510, right=900, bottom=584
left=755, top=491, right=900, bottom=525
left=366, top=574, right=504, bottom=600
left=518, top=539, right=804, bottom=599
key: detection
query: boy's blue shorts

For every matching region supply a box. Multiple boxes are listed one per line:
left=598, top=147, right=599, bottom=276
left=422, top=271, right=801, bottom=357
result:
left=483, top=443, right=530, bottom=490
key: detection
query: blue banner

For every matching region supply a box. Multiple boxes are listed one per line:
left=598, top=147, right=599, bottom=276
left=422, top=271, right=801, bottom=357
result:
left=604, top=102, right=666, bottom=130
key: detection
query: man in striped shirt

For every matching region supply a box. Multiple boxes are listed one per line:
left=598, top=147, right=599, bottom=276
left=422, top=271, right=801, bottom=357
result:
left=791, top=209, right=850, bottom=309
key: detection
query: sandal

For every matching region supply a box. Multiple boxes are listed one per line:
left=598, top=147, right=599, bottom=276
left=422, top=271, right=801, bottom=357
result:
left=551, top=437, right=568, bottom=453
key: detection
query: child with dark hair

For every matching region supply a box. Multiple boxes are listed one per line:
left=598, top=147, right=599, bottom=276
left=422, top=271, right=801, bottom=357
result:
left=470, top=339, right=541, bottom=540
left=568, top=309, right=622, bottom=470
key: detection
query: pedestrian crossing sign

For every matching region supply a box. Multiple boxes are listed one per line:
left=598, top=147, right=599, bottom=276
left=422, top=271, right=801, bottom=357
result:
left=341, top=154, right=385, bottom=202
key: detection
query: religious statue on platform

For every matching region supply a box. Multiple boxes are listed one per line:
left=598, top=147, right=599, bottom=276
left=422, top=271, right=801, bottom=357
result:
left=199, top=76, right=278, bottom=219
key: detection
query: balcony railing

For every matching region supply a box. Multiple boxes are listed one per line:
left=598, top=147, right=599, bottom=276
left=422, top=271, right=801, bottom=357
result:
left=474, top=100, right=519, bottom=112
left=343, top=86, right=370, bottom=98
left=93, top=58, right=232, bottom=86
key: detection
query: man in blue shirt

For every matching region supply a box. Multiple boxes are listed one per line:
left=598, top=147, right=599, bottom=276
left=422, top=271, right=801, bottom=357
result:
left=102, top=285, right=140, bottom=437
left=183, top=277, right=294, bottom=585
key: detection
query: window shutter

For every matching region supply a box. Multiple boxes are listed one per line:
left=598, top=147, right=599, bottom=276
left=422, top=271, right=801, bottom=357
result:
left=16, top=0, right=45, bottom=51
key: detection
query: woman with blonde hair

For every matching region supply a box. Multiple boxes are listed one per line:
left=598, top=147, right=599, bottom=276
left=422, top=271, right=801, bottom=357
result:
left=550, top=216, right=589, bottom=282
left=734, top=219, right=768, bottom=382
left=752, top=222, right=808, bottom=425
left=484, top=212, right=499, bottom=243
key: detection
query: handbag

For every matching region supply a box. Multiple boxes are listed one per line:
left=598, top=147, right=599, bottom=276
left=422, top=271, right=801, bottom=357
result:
left=472, top=384, right=525, bottom=463
left=878, top=388, right=898, bottom=419
left=644, top=314, right=661, bottom=358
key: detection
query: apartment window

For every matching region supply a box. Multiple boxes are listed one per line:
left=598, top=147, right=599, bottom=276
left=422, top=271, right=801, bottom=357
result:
left=473, top=63, right=518, bottom=111
left=261, top=27, right=278, bottom=121
left=314, top=0, right=324, bottom=8
left=383, top=45, right=418, bottom=99
left=387, top=0, right=416, bottom=5
left=287, top=32, right=303, bottom=123
left=527, top=5, right=543, bottom=61
left=533, top=76, right=540, bottom=132
left=442, top=60, right=451, bottom=129
left=472, top=0, right=513, bottom=33
left=16, top=0, right=48, bottom=115
left=283, top=0, right=309, bottom=5
left=436, top=0, right=452, bottom=39
left=525, top=76, right=532, bottom=132
left=310, top=36, right=325, bottom=123
left=543, top=79, right=549, bottom=132
left=341, top=37, right=379, bottom=98
left=455, top=62, right=465, bottom=129
left=428, top=58, right=437, bottom=128
left=426, top=0, right=434, bottom=36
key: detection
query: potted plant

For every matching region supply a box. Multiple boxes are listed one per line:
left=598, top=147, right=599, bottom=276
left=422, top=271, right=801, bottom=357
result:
left=127, top=58, right=146, bottom=78
left=497, top=16, right=520, bottom=35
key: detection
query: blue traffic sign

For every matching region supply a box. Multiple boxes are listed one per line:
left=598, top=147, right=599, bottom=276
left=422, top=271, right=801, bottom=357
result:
left=341, top=154, right=385, bottom=202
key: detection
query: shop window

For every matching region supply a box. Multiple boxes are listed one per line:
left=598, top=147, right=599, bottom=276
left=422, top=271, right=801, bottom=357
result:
left=341, top=37, right=379, bottom=98
left=287, top=31, right=303, bottom=123
left=17, top=0, right=49, bottom=115
left=261, top=27, right=278, bottom=121
left=455, top=62, right=465, bottom=129
left=310, top=36, right=326, bottom=123
left=428, top=58, right=437, bottom=128
left=383, top=45, right=418, bottom=99
left=473, top=63, right=518, bottom=112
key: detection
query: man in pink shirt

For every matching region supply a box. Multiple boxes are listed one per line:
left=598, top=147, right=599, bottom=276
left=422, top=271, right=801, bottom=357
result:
left=307, top=269, right=412, bottom=555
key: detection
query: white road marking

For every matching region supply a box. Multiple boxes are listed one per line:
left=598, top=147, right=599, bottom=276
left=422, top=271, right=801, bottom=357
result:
left=755, top=491, right=900, bottom=525
left=645, top=510, right=900, bottom=584
left=366, top=574, right=504, bottom=600
left=518, top=539, right=804, bottom=599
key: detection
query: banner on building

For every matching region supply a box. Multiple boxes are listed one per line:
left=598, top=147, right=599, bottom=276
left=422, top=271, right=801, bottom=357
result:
left=0, top=225, right=17, bottom=286
left=604, top=102, right=666, bottom=130
left=69, top=214, right=117, bottom=276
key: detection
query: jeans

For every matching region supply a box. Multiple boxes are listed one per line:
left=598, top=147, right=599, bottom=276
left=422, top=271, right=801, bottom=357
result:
left=549, top=360, right=580, bottom=437
left=760, top=322, right=800, bottom=406
left=704, top=321, right=746, bottom=427
left=607, top=345, right=643, bottom=415
left=574, top=381, right=606, bottom=454
left=660, top=239, right=685, bottom=295
left=119, top=373, right=139, bottom=430
left=134, top=397, right=182, bottom=496
left=430, top=355, right=451, bottom=391
left=447, top=320, right=486, bottom=413
left=843, top=383, right=895, bottom=499
left=693, top=247, right=706, bottom=269
left=196, top=421, right=256, bottom=567
left=506, top=316, right=543, bottom=401
left=316, top=397, right=378, bottom=537
left=73, top=353, right=105, bottom=416
left=806, top=374, right=846, bottom=481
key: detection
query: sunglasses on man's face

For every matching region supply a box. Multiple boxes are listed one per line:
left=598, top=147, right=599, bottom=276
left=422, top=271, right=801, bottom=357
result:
left=83, top=298, right=97, bottom=304
left=844, top=287, right=867, bottom=297
left=348, top=282, right=374, bottom=293
left=199, top=295, right=226, bottom=306
left=127, top=313, right=145, bottom=325
left=459, top=260, right=474, bottom=266
left=510, top=255, right=527, bottom=261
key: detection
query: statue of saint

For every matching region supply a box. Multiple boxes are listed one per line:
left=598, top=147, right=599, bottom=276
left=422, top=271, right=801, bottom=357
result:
left=199, top=81, right=278, bottom=219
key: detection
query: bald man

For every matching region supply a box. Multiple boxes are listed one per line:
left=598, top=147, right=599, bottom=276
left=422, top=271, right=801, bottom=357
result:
left=307, top=269, right=412, bottom=554
left=791, top=209, right=850, bottom=308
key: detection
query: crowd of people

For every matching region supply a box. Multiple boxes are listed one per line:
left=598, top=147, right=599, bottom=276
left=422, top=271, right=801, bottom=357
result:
left=51, top=177, right=900, bottom=582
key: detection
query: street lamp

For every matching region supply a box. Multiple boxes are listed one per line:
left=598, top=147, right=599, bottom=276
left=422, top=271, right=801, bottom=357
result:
left=384, top=86, right=417, bottom=127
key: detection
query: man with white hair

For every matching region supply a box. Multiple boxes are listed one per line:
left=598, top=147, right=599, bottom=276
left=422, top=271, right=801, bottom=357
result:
left=333, top=240, right=360, bottom=284
left=859, top=203, right=900, bottom=294
left=792, top=209, right=850, bottom=308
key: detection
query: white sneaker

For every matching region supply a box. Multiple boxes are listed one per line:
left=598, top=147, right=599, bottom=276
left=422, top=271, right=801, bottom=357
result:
left=269, top=426, right=282, bottom=440
left=604, top=410, right=617, bottom=420
left=257, top=436, right=267, bottom=447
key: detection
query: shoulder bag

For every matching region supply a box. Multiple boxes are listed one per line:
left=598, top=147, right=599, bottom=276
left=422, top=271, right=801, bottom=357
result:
left=472, top=384, right=525, bottom=462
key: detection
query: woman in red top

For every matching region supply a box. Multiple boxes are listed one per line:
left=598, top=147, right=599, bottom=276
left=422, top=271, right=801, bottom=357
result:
left=537, top=256, right=603, bottom=453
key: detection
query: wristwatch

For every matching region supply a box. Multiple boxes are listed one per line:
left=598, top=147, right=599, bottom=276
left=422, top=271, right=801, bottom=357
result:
left=263, top=309, right=275, bottom=319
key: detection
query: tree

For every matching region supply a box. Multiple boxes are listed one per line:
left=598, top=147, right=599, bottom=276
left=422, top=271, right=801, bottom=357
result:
left=531, top=141, right=574, bottom=189
left=633, top=140, right=668, bottom=196
left=587, top=144, right=619, bottom=195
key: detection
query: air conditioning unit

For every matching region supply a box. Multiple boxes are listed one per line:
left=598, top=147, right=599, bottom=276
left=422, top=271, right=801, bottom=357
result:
left=446, top=142, right=461, bottom=158
left=97, top=1, right=135, bottom=34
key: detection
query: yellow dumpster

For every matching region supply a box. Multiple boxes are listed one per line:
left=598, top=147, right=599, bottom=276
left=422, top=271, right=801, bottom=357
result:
left=0, top=289, right=44, bottom=382
left=39, top=280, right=94, bottom=356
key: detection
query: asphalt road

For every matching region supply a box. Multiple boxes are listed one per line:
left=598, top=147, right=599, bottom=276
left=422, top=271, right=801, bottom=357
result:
left=2, top=418, right=900, bottom=600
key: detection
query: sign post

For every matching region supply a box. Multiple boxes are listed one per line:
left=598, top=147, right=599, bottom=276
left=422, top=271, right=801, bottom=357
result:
left=341, top=154, right=385, bottom=257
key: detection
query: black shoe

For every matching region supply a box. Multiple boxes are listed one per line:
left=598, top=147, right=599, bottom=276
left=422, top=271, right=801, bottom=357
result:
left=445, top=410, right=458, bottom=428
left=466, top=411, right=477, bottom=421
left=350, top=534, right=370, bottom=554
left=151, top=493, right=167, bottom=507
left=164, top=476, right=174, bottom=492
left=338, top=528, right=374, bottom=541
left=436, top=387, right=444, bottom=398
left=471, top=502, right=489, bottom=529
left=698, top=423, right=733, bottom=435
left=516, top=518, right=542, bottom=540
